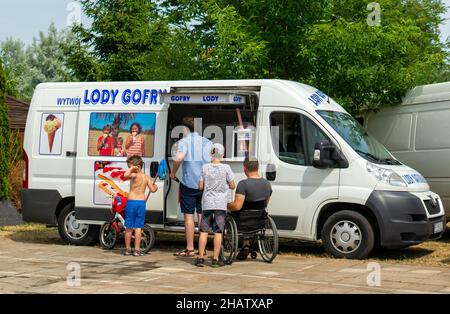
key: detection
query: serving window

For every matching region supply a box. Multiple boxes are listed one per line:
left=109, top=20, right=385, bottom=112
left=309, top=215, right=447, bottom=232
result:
left=168, top=103, right=257, bottom=160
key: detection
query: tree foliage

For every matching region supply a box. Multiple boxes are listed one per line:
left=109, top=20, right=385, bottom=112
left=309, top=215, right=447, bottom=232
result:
left=66, top=0, right=169, bottom=81
left=298, top=0, right=449, bottom=114
left=0, top=58, right=11, bottom=200
left=161, top=0, right=448, bottom=113
left=0, top=24, right=74, bottom=102
left=1, top=0, right=448, bottom=114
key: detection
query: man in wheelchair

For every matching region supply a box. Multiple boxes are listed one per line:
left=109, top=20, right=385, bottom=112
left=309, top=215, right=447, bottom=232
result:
left=227, top=158, right=273, bottom=260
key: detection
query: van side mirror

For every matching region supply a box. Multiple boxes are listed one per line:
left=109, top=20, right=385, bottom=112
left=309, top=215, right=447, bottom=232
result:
left=313, top=141, right=348, bottom=169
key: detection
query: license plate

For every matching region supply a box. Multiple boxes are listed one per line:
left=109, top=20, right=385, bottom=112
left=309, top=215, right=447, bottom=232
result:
left=434, top=222, right=444, bottom=234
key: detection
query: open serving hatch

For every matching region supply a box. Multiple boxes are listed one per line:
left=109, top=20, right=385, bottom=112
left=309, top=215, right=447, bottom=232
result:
left=162, top=89, right=259, bottom=160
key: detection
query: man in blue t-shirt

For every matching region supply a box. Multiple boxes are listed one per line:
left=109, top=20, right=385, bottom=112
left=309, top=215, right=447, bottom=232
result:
left=171, top=117, right=213, bottom=257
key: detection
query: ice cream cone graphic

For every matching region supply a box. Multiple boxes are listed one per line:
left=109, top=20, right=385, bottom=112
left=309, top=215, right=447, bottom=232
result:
left=44, top=115, right=62, bottom=153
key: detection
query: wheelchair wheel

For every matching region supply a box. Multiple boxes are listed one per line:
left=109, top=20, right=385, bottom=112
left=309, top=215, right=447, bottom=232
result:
left=220, top=216, right=238, bottom=264
left=258, top=216, right=279, bottom=263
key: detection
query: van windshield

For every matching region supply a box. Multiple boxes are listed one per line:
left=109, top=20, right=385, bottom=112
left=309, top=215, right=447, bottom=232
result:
left=317, top=110, right=401, bottom=165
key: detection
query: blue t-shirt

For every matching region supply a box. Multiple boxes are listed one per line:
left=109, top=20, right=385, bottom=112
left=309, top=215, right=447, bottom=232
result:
left=177, top=132, right=213, bottom=189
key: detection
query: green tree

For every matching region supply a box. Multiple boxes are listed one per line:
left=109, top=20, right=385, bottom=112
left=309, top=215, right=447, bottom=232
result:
left=143, top=27, right=203, bottom=80
left=162, top=0, right=448, bottom=113
left=201, top=1, right=268, bottom=79
left=161, top=0, right=325, bottom=79
left=298, top=0, right=449, bottom=114
left=0, top=23, right=75, bottom=102
left=0, top=39, right=28, bottom=98
left=0, top=58, right=11, bottom=200
left=67, top=0, right=169, bottom=81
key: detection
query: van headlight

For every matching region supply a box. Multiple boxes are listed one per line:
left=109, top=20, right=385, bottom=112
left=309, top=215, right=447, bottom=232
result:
left=366, top=162, right=407, bottom=187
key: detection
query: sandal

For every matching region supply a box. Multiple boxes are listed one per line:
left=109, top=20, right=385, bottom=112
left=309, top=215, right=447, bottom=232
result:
left=194, top=258, right=205, bottom=267
left=123, top=249, right=132, bottom=256
left=133, top=250, right=145, bottom=257
left=211, top=259, right=225, bottom=268
left=173, top=249, right=196, bottom=257
left=236, top=245, right=251, bottom=261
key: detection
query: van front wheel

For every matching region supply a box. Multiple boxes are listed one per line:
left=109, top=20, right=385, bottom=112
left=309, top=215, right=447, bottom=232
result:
left=321, top=210, right=374, bottom=259
left=57, top=203, right=99, bottom=245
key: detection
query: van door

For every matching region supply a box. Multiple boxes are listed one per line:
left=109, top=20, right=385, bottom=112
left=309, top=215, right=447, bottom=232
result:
left=258, top=107, right=340, bottom=238
left=74, top=108, right=167, bottom=229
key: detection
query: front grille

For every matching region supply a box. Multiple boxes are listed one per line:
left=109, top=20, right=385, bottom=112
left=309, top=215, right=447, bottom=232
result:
left=424, top=199, right=441, bottom=215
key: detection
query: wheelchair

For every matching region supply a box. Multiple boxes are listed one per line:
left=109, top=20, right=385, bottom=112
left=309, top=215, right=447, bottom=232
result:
left=220, top=209, right=279, bottom=264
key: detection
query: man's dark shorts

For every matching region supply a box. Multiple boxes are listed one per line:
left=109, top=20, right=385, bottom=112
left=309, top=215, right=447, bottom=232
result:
left=180, top=183, right=203, bottom=215
left=200, top=210, right=226, bottom=233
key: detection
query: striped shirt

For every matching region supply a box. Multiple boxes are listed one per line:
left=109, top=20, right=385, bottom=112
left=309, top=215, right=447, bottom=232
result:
left=127, top=135, right=144, bottom=157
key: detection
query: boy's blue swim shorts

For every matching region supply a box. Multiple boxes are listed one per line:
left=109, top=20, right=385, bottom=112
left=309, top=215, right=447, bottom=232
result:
left=124, top=200, right=146, bottom=229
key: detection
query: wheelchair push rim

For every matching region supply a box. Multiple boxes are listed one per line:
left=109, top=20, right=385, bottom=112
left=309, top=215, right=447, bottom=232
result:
left=258, top=216, right=279, bottom=263
left=220, top=216, right=239, bottom=264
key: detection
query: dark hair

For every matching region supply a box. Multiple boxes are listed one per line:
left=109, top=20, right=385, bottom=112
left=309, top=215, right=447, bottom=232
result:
left=130, top=122, right=142, bottom=134
left=182, top=117, right=195, bottom=132
left=243, top=158, right=259, bottom=172
left=46, top=114, right=57, bottom=121
left=103, top=124, right=111, bottom=132
left=127, top=155, right=143, bottom=168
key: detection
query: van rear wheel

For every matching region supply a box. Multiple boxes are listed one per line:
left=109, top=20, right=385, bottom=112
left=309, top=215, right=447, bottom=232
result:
left=321, top=210, right=374, bottom=259
left=57, top=203, right=99, bottom=245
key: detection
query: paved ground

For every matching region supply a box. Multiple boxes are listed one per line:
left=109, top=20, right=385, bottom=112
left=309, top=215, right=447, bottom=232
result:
left=0, top=235, right=449, bottom=294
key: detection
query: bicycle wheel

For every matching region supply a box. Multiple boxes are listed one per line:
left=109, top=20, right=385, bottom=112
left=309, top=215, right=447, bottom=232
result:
left=140, top=224, right=156, bottom=253
left=99, top=223, right=118, bottom=250
left=220, top=215, right=238, bottom=264
left=258, top=216, right=279, bottom=263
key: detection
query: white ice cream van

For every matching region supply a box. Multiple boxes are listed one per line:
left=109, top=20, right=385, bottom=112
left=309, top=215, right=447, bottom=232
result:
left=21, top=79, right=446, bottom=259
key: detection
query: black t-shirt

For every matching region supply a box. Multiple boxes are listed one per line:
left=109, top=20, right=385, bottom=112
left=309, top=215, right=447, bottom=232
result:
left=235, top=178, right=272, bottom=210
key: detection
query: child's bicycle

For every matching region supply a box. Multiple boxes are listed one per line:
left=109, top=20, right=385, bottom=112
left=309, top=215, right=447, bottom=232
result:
left=99, top=193, right=155, bottom=253
left=98, top=160, right=167, bottom=253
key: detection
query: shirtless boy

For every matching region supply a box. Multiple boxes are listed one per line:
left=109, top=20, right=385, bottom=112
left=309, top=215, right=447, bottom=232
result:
left=123, top=155, right=157, bottom=256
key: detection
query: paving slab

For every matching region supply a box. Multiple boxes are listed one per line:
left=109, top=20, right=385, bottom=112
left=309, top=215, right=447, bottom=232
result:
left=0, top=235, right=449, bottom=294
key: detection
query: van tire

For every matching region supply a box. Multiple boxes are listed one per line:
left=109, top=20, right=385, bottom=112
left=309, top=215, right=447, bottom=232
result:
left=57, top=203, right=99, bottom=246
left=321, top=210, right=374, bottom=259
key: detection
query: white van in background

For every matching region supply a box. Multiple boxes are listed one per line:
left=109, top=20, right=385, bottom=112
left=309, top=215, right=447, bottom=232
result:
left=21, top=79, right=446, bottom=259
left=365, top=81, right=450, bottom=220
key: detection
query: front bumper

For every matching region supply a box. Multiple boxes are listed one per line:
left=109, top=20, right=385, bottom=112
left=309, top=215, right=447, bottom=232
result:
left=366, top=191, right=446, bottom=248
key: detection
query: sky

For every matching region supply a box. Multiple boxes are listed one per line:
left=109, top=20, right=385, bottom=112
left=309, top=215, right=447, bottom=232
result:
left=0, top=0, right=449, bottom=44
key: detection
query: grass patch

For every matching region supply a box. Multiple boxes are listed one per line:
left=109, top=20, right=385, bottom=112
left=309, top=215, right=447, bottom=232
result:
left=276, top=223, right=450, bottom=267
left=8, top=160, right=23, bottom=210
left=0, top=223, right=62, bottom=244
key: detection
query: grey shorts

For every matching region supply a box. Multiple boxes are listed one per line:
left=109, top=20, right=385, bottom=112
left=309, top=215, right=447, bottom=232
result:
left=200, top=210, right=226, bottom=234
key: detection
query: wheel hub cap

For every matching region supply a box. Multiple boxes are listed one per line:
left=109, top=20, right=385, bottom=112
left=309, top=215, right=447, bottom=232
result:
left=64, top=211, right=89, bottom=240
left=330, top=220, right=362, bottom=253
